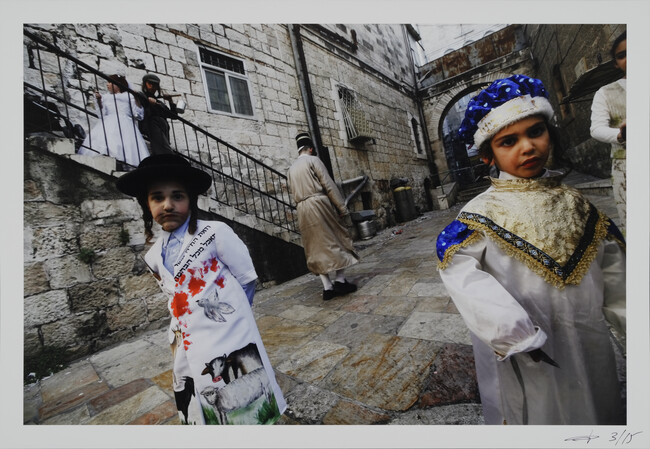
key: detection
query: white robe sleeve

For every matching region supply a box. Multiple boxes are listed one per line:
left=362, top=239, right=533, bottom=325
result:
left=600, top=239, right=626, bottom=339
left=213, top=223, right=258, bottom=286
left=439, top=237, right=547, bottom=361
left=129, top=92, right=145, bottom=121
left=590, top=87, right=620, bottom=144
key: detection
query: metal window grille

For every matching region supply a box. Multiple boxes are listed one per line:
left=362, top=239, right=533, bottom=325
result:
left=199, top=48, right=245, bottom=74
left=338, top=86, right=373, bottom=143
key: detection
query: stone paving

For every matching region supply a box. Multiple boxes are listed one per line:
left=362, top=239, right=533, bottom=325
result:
left=23, top=174, right=620, bottom=426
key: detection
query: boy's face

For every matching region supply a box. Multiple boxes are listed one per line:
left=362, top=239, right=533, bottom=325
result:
left=614, top=39, right=626, bottom=75
left=489, top=115, right=550, bottom=178
left=147, top=181, right=191, bottom=232
left=107, top=82, right=121, bottom=94
left=144, top=81, right=159, bottom=94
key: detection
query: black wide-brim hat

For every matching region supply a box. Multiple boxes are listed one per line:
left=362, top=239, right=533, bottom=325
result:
left=116, top=154, right=212, bottom=197
left=295, top=132, right=314, bottom=151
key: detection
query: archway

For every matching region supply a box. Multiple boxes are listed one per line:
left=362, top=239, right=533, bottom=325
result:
left=423, top=70, right=522, bottom=186
left=440, top=86, right=485, bottom=185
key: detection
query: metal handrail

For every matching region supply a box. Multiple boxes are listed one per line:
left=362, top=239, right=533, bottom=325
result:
left=436, top=163, right=489, bottom=195
left=23, top=28, right=298, bottom=234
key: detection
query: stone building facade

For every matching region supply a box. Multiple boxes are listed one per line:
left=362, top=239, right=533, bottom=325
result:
left=522, top=24, right=626, bottom=178
left=23, top=136, right=308, bottom=365
left=416, top=24, right=625, bottom=181
left=24, top=23, right=432, bottom=226
left=295, top=24, right=432, bottom=218
left=23, top=23, right=433, bottom=364
left=417, top=25, right=535, bottom=179
left=24, top=139, right=166, bottom=362
left=24, top=22, right=624, bottom=366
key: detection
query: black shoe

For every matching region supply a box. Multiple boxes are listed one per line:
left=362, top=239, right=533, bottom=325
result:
left=323, top=289, right=338, bottom=301
left=333, top=280, right=357, bottom=295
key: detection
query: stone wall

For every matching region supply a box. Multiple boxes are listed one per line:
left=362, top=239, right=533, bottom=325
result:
left=24, top=141, right=165, bottom=362
left=417, top=25, right=534, bottom=177
left=24, top=139, right=307, bottom=364
left=24, top=23, right=434, bottom=230
left=299, top=25, right=431, bottom=224
left=523, top=24, right=626, bottom=178
left=416, top=24, right=621, bottom=181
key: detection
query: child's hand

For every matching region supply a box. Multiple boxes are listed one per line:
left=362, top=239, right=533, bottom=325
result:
left=617, top=121, right=626, bottom=143
left=528, top=348, right=559, bottom=367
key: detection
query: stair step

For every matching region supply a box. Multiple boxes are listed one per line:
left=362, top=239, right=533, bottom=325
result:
left=457, top=181, right=491, bottom=202
left=34, top=134, right=300, bottom=246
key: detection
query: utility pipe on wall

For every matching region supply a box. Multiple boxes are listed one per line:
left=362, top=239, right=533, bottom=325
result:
left=288, top=24, right=334, bottom=177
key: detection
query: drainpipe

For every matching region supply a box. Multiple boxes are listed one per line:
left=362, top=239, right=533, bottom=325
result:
left=402, top=25, right=439, bottom=186
left=288, top=24, right=334, bottom=177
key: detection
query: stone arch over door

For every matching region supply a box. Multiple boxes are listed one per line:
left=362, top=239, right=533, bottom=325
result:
left=428, top=71, right=515, bottom=141
left=424, top=71, right=522, bottom=177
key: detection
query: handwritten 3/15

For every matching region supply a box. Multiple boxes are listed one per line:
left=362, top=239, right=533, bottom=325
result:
left=565, top=429, right=643, bottom=446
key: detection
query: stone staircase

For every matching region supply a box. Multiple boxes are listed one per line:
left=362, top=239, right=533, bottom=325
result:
left=456, top=179, right=491, bottom=203
left=26, top=133, right=303, bottom=247
left=563, top=170, right=613, bottom=195
left=453, top=170, right=612, bottom=205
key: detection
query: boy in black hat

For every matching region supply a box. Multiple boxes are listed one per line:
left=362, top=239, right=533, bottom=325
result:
left=116, top=154, right=286, bottom=425
left=139, top=73, right=177, bottom=155
left=287, top=132, right=359, bottom=301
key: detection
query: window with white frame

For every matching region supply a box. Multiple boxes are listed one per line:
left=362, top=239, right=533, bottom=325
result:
left=199, top=47, right=254, bottom=117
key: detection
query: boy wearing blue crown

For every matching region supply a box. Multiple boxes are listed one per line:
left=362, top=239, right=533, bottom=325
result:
left=437, top=75, right=626, bottom=425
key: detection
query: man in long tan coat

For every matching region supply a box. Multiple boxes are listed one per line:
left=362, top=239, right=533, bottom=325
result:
left=287, top=132, right=360, bottom=300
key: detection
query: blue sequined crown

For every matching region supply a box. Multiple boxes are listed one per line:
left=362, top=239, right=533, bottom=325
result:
left=458, top=75, right=550, bottom=147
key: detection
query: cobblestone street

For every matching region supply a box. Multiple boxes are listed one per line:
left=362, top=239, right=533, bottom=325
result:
left=23, top=173, right=621, bottom=427
left=24, top=205, right=487, bottom=426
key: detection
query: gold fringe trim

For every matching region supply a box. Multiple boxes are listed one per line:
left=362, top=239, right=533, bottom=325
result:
left=565, top=211, right=609, bottom=285
left=563, top=210, right=610, bottom=285
left=437, top=231, right=484, bottom=270
left=452, top=211, right=611, bottom=290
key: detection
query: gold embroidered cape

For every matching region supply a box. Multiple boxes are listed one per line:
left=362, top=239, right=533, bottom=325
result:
left=437, top=173, right=625, bottom=288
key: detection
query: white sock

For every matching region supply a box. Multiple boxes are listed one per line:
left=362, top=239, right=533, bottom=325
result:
left=320, top=274, right=333, bottom=290
left=334, top=269, right=346, bottom=283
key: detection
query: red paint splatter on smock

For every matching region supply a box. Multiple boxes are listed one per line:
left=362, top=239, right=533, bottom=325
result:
left=216, top=276, right=225, bottom=288
left=183, top=339, right=192, bottom=351
left=187, top=276, right=206, bottom=296
left=210, top=258, right=219, bottom=272
left=171, top=291, right=190, bottom=318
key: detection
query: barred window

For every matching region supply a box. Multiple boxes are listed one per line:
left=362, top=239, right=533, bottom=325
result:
left=338, top=85, right=373, bottom=143
left=199, top=47, right=254, bottom=117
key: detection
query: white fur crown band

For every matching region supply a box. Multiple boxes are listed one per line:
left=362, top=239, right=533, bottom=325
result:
left=473, top=95, right=554, bottom=148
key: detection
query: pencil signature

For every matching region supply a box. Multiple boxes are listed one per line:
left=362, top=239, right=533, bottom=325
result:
left=565, top=429, right=643, bottom=446
left=564, top=429, right=599, bottom=444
